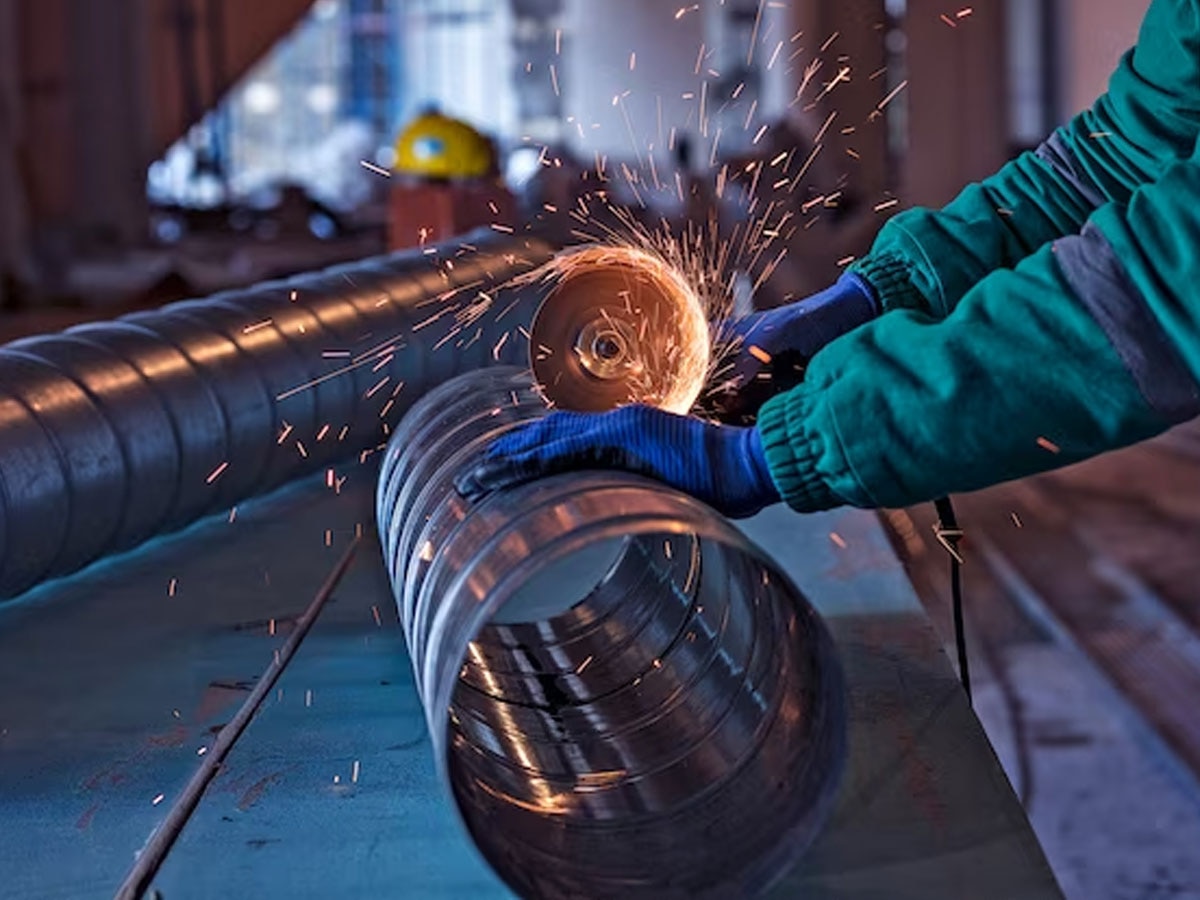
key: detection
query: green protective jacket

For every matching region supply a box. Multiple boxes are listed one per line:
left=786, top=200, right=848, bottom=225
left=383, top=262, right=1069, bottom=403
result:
left=757, top=0, right=1200, bottom=511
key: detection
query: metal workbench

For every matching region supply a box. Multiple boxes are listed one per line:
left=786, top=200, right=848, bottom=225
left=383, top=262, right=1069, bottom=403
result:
left=0, top=467, right=1063, bottom=899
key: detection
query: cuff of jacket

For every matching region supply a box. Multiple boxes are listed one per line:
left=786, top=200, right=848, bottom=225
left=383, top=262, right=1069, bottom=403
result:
left=756, top=388, right=843, bottom=512
left=850, top=251, right=929, bottom=314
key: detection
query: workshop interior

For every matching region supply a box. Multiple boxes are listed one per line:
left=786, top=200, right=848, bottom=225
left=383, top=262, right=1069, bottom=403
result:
left=2, top=1, right=1199, bottom=899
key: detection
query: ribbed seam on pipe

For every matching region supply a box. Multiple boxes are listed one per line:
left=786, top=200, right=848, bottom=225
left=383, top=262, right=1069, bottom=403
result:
left=0, top=230, right=555, bottom=599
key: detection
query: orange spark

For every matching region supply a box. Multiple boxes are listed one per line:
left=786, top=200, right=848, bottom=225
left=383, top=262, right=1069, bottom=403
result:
left=877, top=79, right=909, bottom=111
left=360, top=160, right=391, bottom=177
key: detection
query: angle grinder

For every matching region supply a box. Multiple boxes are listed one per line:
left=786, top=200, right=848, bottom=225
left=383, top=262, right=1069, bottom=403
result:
left=527, top=245, right=710, bottom=414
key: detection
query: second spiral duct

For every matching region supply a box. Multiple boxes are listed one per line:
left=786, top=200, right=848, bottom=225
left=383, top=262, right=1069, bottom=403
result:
left=377, top=366, right=847, bottom=899
left=0, top=229, right=553, bottom=599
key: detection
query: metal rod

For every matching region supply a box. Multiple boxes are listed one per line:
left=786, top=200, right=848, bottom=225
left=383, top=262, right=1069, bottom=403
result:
left=113, top=535, right=362, bottom=900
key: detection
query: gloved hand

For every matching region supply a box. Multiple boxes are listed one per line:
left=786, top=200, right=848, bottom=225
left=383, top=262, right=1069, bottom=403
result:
left=710, top=272, right=879, bottom=424
left=455, top=406, right=781, bottom=519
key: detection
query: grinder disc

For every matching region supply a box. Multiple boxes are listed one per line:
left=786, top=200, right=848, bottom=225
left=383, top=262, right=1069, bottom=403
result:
left=529, top=246, right=710, bottom=414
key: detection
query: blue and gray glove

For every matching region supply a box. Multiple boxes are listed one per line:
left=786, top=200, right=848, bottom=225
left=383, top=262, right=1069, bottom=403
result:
left=455, top=405, right=781, bottom=519
left=711, top=271, right=879, bottom=424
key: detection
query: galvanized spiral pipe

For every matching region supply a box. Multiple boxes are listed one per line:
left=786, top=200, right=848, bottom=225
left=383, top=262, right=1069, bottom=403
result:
left=377, top=366, right=846, bottom=899
left=0, top=229, right=555, bottom=599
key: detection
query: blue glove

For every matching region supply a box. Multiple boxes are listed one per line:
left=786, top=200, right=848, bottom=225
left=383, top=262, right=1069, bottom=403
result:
left=711, top=272, right=879, bottom=423
left=455, top=406, right=781, bottom=519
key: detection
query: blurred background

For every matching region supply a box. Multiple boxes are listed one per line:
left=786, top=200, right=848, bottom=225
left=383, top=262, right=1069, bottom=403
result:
left=6, top=3, right=1200, bottom=899
left=0, top=0, right=1149, bottom=320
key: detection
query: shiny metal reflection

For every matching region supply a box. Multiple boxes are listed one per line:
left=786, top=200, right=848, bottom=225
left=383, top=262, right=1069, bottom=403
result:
left=0, top=230, right=555, bottom=599
left=377, top=367, right=846, bottom=899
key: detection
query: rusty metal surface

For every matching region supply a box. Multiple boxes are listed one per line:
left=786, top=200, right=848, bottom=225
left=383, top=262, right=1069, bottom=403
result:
left=890, top=425, right=1200, bottom=792
left=881, top=424, right=1200, bottom=900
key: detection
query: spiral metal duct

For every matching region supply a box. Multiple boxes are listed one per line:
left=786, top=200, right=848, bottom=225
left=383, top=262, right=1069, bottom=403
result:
left=377, top=366, right=846, bottom=899
left=0, top=229, right=556, bottom=600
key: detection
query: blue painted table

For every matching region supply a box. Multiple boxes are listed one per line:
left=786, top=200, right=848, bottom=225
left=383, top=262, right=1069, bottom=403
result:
left=0, top=470, right=1062, bottom=899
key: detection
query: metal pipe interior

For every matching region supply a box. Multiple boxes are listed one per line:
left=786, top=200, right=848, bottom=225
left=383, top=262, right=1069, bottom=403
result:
left=0, top=229, right=555, bottom=599
left=377, top=367, right=846, bottom=899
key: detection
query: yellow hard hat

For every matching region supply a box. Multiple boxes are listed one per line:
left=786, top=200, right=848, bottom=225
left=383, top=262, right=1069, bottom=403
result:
left=393, top=109, right=495, bottom=180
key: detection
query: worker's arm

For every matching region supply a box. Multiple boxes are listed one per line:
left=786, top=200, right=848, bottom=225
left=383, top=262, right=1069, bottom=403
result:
left=850, top=0, right=1200, bottom=319
left=758, top=148, right=1200, bottom=511
left=718, top=0, right=1200, bottom=421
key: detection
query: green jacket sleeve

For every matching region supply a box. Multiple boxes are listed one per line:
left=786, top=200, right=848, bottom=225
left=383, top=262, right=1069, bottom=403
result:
left=851, top=0, right=1200, bottom=319
left=758, top=145, right=1200, bottom=510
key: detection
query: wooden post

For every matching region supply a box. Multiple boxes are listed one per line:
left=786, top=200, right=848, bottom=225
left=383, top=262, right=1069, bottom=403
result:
left=901, top=0, right=1009, bottom=208
left=0, top=0, right=31, bottom=304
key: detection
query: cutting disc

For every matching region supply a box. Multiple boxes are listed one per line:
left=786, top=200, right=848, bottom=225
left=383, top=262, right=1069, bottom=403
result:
left=529, top=246, right=710, bottom=414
